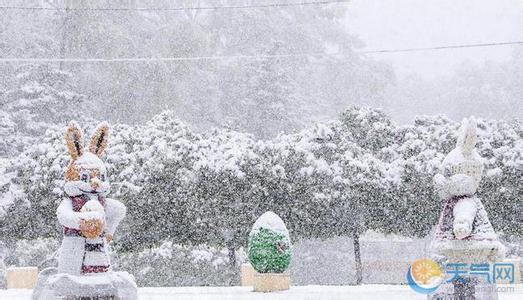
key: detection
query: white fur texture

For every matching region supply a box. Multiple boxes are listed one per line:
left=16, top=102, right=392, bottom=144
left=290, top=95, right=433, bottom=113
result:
left=433, top=173, right=449, bottom=199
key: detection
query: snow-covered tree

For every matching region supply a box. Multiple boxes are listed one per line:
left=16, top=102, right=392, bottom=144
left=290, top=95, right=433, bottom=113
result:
left=1, top=108, right=520, bottom=276
left=0, top=64, right=85, bottom=156
left=475, top=118, right=522, bottom=237
left=188, top=128, right=261, bottom=267
left=0, top=126, right=67, bottom=241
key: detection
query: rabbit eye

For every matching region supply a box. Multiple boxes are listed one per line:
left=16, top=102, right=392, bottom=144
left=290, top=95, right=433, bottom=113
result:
left=81, top=174, right=89, bottom=182
left=100, top=174, right=106, bottom=182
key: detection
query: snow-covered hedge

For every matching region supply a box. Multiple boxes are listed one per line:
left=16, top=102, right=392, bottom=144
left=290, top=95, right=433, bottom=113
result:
left=113, top=241, right=246, bottom=287
left=0, top=107, right=520, bottom=255
left=3, top=234, right=519, bottom=286
left=9, top=238, right=59, bottom=268
left=2, top=238, right=245, bottom=287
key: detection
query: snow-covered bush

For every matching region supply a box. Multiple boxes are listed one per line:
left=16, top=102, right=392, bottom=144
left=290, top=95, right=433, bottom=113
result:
left=0, top=126, right=68, bottom=240
left=248, top=212, right=292, bottom=273
left=4, top=238, right=58, bottom=268
left=1, top=237, right=246, bottom=287
left=112, top=241, right=246, bottom=287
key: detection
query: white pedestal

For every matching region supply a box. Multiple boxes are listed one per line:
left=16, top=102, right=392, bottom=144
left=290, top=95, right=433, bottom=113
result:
left=253, top=272, right=290, bottom=292
left=429, top=241, right=510, bottom=300
left=32, top=270, right=138, bottom=300
left=6, top=267, right=38, bottom=289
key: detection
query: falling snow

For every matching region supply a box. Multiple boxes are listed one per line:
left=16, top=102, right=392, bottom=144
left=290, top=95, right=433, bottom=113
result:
left=0, top=0, right=521, bottom=299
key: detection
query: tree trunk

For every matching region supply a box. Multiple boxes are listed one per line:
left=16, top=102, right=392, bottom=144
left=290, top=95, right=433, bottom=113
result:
left=352, top=229, right=363, bottom=285
left=227, top=244, right=237, bottom=268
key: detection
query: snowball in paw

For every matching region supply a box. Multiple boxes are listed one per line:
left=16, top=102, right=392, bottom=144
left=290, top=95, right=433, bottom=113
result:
left=453, top=220, right=471, bottom=239
left=81, top=200, right=105, bottom=221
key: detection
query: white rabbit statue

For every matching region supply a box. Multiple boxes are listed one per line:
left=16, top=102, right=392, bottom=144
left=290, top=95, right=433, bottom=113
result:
left=32, top=121, right=137, bottom=300
left=429, top=117, right=505, bottom=300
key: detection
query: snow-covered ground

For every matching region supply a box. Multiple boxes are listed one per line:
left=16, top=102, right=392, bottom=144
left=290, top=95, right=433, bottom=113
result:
left=1, top=285, right=521, bottom=300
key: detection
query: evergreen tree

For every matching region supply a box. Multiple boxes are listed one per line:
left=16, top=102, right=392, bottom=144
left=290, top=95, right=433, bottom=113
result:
left=1, top=64, right=85, bottom=156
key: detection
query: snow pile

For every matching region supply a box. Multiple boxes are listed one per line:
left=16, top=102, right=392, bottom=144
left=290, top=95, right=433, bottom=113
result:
left=8, top=284, right=523, bottom=300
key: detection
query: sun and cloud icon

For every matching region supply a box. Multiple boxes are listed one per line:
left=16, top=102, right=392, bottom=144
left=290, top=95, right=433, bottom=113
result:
left=406, top=258, right=445, bottom=294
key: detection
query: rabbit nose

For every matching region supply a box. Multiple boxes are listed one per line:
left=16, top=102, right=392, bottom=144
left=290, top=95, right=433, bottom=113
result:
left=91, top=178, right=101, bottom=189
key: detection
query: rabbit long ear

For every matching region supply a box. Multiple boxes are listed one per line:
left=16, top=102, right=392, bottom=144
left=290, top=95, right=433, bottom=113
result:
left=89, top=121, right=109, bottom=157
left=65, top=121, right=84, bottom=160
left=456, top=117, right=477, bottom=157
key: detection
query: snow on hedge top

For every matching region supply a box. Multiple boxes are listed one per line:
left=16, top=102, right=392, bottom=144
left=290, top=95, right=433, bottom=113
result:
left=250, top=211, right=289, bottom=238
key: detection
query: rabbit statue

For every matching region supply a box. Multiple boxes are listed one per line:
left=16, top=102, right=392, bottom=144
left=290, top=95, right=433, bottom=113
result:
left=32, top=121, right=137, bottom=300
left=57, top=121, right=126, bottom=275
left=429, top=117, right=505, bottom=300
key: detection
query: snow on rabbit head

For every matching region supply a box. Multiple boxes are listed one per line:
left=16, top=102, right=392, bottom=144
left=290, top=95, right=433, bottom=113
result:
left=80, top=199, right=106, bottom=221
left=63, top=121, right=111, bottom=197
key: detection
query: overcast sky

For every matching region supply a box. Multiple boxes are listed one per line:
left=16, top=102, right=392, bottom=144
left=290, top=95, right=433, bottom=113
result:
left=343, top=0, right=523, bottom=79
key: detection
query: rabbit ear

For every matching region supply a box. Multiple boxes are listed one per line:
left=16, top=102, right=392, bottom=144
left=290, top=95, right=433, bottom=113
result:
left=65, top=121, right=84, bottom=160
left=456, top=117, right=477, bottom=157
left=89, top=121, right=109, bottom=157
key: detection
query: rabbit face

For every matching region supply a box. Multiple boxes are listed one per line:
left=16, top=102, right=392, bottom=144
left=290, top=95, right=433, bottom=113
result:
left=64, top=121, right=111, bottom=197
left=71, top=152, right=110, bottom=195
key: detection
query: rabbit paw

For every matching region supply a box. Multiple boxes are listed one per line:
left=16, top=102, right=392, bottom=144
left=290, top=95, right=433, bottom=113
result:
left=80, top=219, right=104, bottom=239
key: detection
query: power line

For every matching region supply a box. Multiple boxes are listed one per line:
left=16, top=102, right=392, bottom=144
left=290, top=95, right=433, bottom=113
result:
left=0, top=41, right=521, bottom=64
left=361, top=41, right=523, bottom=54
left=0, top=0, right=350, bottom=11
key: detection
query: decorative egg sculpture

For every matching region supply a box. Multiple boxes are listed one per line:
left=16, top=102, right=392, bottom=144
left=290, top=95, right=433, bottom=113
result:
left=248, top=211, right=292, bottom=273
